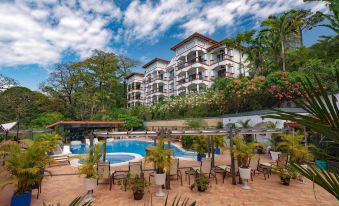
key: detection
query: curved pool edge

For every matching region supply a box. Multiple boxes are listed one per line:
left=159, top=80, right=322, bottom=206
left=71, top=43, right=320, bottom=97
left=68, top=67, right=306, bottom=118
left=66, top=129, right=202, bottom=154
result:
left=106, top=152, right=143, bottom=167
left=69, top=152, right=143, bottom=167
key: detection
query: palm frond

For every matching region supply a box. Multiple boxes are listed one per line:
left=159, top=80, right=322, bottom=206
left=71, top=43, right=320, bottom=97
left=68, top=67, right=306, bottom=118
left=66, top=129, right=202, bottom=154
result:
left=292, top=163, right=339, bottom=200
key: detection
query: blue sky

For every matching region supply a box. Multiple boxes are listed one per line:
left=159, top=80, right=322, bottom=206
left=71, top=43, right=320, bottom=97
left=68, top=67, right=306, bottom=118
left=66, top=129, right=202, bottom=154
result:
left=0, top=0, right=333, bottom=90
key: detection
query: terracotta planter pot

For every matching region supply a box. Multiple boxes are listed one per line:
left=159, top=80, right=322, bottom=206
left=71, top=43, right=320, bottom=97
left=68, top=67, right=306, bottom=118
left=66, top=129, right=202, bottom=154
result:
left=134, top=191, right=144, bottom=200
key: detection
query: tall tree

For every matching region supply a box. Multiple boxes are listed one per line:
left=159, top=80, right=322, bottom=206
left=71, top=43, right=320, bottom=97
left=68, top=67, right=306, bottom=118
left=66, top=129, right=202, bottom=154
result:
left=40, top=63, right=80, bottom=119
left=260, top=10, right=302, bottom=71
left=73, top=50, right=122, bottom=119
left=223, top=30, right=256, bottom=76
left=116, top=55, right=140, bottom=107
left=0, top=74, right=18, bottom=91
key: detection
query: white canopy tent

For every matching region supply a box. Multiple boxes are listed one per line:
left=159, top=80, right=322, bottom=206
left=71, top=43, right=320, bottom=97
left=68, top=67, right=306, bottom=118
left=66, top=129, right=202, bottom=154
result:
left=0, top=121, right=17, bottom=132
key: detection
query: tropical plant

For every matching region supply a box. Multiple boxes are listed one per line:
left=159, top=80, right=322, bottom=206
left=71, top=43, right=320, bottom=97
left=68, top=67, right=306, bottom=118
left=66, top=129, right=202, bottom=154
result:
left=124, top=173, right=148, bottom=200
left=146, top=138, right=172, bottom=174
left=0, top=139, right=55, bottom=194
left=182, top=136, right=194, bottom=150
left=192, top=136, right=208, bottom=155
left=260, top=10, right=302, bottom=71
left=214, top=136, right=224, bottom=149
left=227, top=136, right=257, bottom=168
left=78, top=144, right=102, bottom=179
left=34, top=133, right=62, bottom=153
left=43, top=195, right=93, bottom=206
left=292, top=163, right=339, bottom=199
left=265, top=70, right=339, bottom=199
left=276, top=133, right=312, bottom=163
left=162, top=195, right=197, bottom=206
left=189, top=175, right=209, bottom=192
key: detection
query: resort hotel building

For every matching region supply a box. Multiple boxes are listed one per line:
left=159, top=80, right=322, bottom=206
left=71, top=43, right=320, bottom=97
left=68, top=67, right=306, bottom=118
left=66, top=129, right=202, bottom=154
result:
left=127, top=32, right=248, bottom=108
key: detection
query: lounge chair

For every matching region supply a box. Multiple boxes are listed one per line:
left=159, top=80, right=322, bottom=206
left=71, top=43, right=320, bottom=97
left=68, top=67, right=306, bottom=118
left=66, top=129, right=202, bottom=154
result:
left=97, top=161, right=113, bottom=185
left=214, top=157, right=239, bottom=183
left=185, top=158, right=217, bottom=185
left=85, top=138, right=90, bottom=145
left=106, top=138, right=114, bottom=142
left=110, top=161, right=143, bottom=191
left=149, top=158, right=182, bottom=185
left=49, top=145, right=71, bottom=165
left=94, top=138, right=99, bottom=145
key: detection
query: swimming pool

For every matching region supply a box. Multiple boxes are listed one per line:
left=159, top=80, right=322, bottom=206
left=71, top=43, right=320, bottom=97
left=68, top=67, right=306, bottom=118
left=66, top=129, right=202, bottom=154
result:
left=70, top=140, right=196, bottom=159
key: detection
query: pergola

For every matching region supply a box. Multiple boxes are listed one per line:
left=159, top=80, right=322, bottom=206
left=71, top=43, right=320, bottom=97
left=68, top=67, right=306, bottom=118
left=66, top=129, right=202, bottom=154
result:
left=47, top=120, right=124, bottom=142
left=94, top=126, right=286, bottom=187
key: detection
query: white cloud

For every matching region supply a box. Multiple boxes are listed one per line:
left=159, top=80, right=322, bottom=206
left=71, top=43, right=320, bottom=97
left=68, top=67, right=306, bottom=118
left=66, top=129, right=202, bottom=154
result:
left=0, top=0, right=328, bottom=67
left=0, top=0, right=121, bottom=66
left=122, top=0, right=201, bottom=43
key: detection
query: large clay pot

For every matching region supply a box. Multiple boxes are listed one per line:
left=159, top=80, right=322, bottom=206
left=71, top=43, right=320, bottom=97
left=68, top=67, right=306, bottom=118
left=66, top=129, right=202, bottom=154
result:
left=270, top=151, right=281, bottom=161
left=154, top=173, right=166, bottom=186
left=239, top=167, right=251, bottom=190
left=154, top=173, right=166, bottom=197
left=84, top=178, right=97, bottom=191
left=239, top=167, right=251, bottom=179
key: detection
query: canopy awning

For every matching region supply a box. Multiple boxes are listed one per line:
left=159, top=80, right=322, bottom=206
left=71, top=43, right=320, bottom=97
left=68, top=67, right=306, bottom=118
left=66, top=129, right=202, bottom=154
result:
left=0, top=122, right=17, bottom=132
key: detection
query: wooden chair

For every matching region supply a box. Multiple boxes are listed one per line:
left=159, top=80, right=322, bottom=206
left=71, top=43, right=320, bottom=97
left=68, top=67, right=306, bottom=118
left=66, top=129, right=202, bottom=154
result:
left=110, top=161, right=143, bottom=191
left=97, top=161, right=112, bottom=185
left=214, top=157, right=239, bottom=183
left=185, top=158, right=217, bottom=185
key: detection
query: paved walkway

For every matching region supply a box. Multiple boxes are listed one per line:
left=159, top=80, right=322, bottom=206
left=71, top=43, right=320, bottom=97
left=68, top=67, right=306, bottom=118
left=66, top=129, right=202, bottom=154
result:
left=0, top=152, right=337, bottom=206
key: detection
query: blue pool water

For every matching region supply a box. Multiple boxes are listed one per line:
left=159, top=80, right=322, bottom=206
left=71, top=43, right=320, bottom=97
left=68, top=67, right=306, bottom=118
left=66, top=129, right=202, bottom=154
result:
left=71, top=140, right=195, bottom=159
left=79, top=154, right=135, bottom=164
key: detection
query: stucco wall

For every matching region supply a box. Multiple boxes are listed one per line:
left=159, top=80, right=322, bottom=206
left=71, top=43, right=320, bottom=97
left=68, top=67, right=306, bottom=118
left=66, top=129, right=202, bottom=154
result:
left=145, top=117, right=223, bottom=130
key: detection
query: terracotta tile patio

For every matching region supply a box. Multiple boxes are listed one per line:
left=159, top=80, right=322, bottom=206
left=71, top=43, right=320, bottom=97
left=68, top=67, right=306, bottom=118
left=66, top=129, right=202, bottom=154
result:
left=0, top=152, right=337, bottom=206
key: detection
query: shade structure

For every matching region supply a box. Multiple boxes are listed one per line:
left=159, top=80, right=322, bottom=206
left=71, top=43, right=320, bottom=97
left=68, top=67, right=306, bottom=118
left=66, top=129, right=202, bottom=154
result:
left=0, top=121, right=17, bottom=132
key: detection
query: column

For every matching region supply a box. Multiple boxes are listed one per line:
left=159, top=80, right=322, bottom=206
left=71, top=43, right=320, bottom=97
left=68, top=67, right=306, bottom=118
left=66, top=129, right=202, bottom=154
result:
left=185, top=71, right=188, bottom=82
left=156, top=70, right=159, bottom=80
left=186, top=87, right=188, bottom=94
left=197, top=84, right=200, bottom=93
left=157, top=83, right=159, bottom=92
left=196, top=68, right=199, bottom=80
left=156, top=95, right=159, bottom=103
left=185, top=55, right=188, bottom=65
left=195, top=50, right=199, bottom=62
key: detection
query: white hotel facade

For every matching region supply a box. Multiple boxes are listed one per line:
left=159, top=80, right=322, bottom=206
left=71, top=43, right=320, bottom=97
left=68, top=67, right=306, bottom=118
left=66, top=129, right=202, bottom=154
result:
left=127, top=33, right=248, bottom=108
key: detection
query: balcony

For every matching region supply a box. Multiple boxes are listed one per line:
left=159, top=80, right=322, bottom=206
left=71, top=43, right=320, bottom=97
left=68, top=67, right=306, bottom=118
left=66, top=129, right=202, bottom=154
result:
left=210, top=54, right=233, bottom=65
left=176, top=59, right=208, bottom=71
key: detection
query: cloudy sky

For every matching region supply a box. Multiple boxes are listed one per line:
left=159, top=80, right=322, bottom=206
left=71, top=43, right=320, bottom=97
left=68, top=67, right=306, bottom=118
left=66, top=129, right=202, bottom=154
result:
left=0, top=0, right=333, bottom=90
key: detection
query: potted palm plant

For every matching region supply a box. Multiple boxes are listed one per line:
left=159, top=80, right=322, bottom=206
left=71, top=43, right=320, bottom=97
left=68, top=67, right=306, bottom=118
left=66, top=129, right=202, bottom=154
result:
left=214, top=136, right=224, bottom=155
left=190, top=175, right=209, bottom=192
left=229, top=136, right=256, bottom=190
left=0, top=139, right=54, bottom=206
left=146, top=138, right=172, bottom=197
left=125, top=174, right=148, bottom=200
left=77, top=144, right=102, bottom=202
left=193, top=136, right=208, bottom=161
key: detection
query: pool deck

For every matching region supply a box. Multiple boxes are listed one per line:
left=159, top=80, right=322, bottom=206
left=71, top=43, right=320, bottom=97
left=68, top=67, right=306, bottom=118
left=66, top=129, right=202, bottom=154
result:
left=0, top=151, right=337, bottom=206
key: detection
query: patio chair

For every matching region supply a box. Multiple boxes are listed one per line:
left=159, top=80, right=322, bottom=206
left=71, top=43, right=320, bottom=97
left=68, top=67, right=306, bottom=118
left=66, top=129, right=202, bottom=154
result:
left=185, top=158, right=217, bottom=185
left=149, top=158, right=182, bottom=185
left=31, top=167, right=44, bottom=199
left=249, top=155, right=268, bottom=181
left=214, top=157, right=239, bottom=183
left=97, top=161, right=112, bottom=185
left=106, top=138, right=114, bottom=142
left=110, top=161, right=143, bottom=191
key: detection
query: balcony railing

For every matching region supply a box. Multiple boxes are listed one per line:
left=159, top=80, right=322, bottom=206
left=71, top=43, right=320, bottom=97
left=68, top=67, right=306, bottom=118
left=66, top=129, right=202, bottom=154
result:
left=176, top=59, right=207, bottom=71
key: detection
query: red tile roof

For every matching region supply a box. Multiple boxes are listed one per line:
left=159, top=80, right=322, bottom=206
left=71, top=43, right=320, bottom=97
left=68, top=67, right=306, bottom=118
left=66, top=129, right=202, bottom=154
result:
left=126, top=72, right=145, bottom=79
left=46, top=120, right=124, bottom=129
left=170, top=32, right=218, bottom=51
left=142, top=58, right=170, bottom=68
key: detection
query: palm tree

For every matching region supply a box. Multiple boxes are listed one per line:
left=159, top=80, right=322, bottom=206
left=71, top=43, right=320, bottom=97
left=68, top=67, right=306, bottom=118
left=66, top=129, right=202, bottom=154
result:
left=260, top=11, right=301, bottom=71
left=223, top=30, right=256, bottom=76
